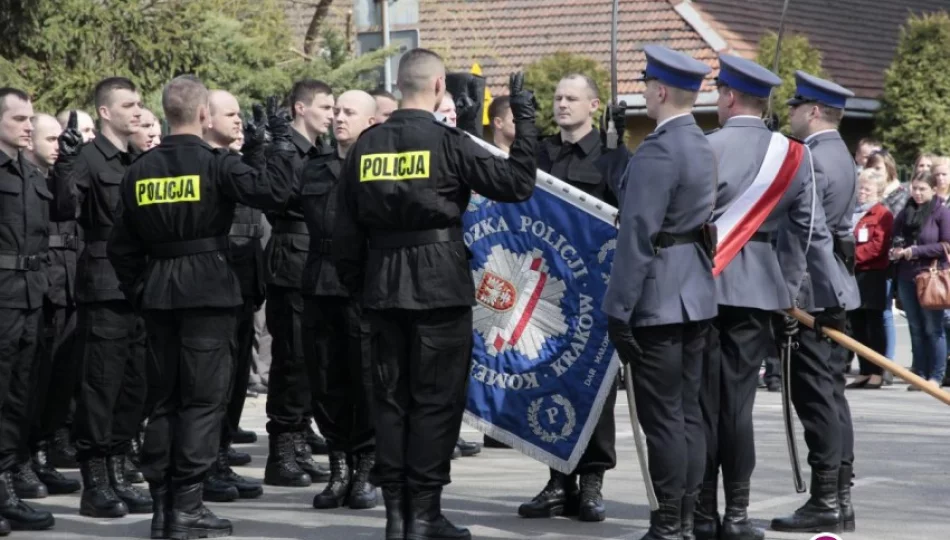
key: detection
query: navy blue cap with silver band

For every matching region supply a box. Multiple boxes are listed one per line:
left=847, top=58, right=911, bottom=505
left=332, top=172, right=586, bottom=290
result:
left=716, top=53, right=782, bottom=98
left=640, top=44, right=711, bottom=92
left=786, top=70, right=854, bottom=109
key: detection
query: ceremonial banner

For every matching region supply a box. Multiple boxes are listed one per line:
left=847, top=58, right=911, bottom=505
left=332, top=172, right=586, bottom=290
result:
left=461, top=162, right=622, bottom=474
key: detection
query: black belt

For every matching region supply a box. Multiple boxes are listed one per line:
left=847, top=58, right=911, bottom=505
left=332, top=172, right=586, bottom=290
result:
left=312, top=238, right=333, bottom=254
left=150, top=237, right=229, bottom=259
left=653, top=229, right=704, bottom=250
left=369, top=228, right=463, bottom=249
left=49, top=234, right=80, bottom=250
left=229, top=223, right=263, bottom=239
left=0, top=253, right=42, bottom=271
left=749, top=231, right=774, bottom=243
left=273, top=220, right=309, bottom=235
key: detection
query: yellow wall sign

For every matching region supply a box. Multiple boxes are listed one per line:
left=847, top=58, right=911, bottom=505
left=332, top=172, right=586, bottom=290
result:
left=359, top=151, right=430, bottom=182
left=136, top=175, right=201, bottom=206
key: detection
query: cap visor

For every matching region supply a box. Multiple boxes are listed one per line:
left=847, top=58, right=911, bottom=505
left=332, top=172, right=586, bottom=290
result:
left=786, top=96, right=805, bottom=106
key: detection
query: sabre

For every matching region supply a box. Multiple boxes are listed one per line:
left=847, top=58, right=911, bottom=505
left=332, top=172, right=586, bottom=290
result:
left=778, top=332, right=806, bottom=493
left=765, top=0, right=792, bottom=130
left=624, top=363, right=659, bottom=511
left=606, top=0, right=620, bottom=149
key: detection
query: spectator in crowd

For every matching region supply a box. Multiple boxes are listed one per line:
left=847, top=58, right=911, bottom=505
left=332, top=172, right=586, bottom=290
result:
left=847, top=169, right=893, bottom=389
left=853, top=137, right=881, bottom=170
left=891, top=171, right=950, bottom=389
left=869, top=150, right=906, bottom=366
left=933, top=157, right=950, bottom=200
left=914, top=152, right=937, bottom=178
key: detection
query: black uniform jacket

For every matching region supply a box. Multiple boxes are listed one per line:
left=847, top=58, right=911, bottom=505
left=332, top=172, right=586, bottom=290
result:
left=263, top=129, right=328, bottom=290
left=332, top=109, right=539, bottom=310
left=228, top=204, right=265, bottom=306
left=107, top=134, right=295, bottom=311
left=538, top=128, right=619, bottom=207
left=300, top=151, right=348, bottom=297
left=0, top=153, right=51, bottom=310
left=51, top=134, right=137, bottom=304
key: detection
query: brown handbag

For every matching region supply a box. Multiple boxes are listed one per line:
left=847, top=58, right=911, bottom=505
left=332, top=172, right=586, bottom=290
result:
left=915, top=242, right=950, bottom=309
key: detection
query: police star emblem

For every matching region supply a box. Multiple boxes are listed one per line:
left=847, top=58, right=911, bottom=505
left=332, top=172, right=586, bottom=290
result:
left=472, top=246, right=569, bottom=361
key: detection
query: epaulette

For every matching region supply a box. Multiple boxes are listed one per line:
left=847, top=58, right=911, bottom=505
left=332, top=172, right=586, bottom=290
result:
left=643, top=131, right=661, bottom=142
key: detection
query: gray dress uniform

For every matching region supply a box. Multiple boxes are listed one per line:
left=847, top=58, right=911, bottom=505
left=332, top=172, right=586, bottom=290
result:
left=695, top=54, right=839, bottom=540
left=603, top=45, right=716, bottom=537
left=771, top=71, right=860, bottom=535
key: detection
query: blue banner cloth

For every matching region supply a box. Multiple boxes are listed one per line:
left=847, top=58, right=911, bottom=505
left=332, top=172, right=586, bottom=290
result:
left=462, top=181, right=621, bottom=474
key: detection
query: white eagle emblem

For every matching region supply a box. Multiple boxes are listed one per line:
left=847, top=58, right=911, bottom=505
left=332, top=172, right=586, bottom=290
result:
left=473, top=246, right=569, bottom=361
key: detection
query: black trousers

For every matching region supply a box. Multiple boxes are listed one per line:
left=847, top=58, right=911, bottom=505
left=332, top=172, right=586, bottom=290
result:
left=610, top=320, right=708, bottom=501
left=265, top=285, right=311, bottom=435
left=303, top=295, right=373, bottom=454
left=220, top=299, right=256, bottom=448
left=700, top=306, right=771, bottom=486
left=790, top=317, right=855, bottom=470
left=848, top=308, right=885, bottom=376
left=73, top=301, right=148, bottom=460
left=28, top=299, right=79, bottom=451
left=141, top=308, right=235, bottom=488
left=545, top=379, right=617, bottom=479
left=367, top=306, right=472, bottom=491
left=0, top=308, right=42, bottom=472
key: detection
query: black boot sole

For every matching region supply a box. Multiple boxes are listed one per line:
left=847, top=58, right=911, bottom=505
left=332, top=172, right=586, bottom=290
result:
left=6, top=514, right=55, bottom=531
left=45, top=482, right=82, bottom=495
left=227, top=454, right=252, bottom=467
left=79, top=501, right=128, bottom=519
left=236, top=485, right=263, bottom=499
left=312, top=494, right=347, bottom=509
left=263, top=471, right=312, bottom=487
left=578, top=505, right=605, bottom=522
left=13, top=487, right=48, bottom=499
left=518, top=503, right=572, bottom=519
left=347, top=493, right=379, bottom=510
left=168, top=525, right=233, bottom=540
left=406, top=530, right=471, bottom=540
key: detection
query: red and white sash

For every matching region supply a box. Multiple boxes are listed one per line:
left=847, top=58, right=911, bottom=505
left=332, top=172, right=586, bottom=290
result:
left=712, top=133, right=805, bottom=276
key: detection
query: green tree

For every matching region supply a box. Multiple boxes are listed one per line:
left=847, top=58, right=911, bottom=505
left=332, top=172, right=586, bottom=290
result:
left=523, top=52, right=611, bottom=136
left=875, top=12, right=950, bottom=166
left=756, top=32, right=825, bottom=130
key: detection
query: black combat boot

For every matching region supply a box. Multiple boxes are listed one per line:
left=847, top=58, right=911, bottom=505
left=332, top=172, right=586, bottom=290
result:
left=264, top=433, right=311, bottom=487
left=347, top=452, right=378, bottom=509
left=126, top=435, right=145, bottom=484
left=32, top=445, right=81, bottom=495
left=12, top=459, right=47, bottom=499
left=770, top=469, right=841, bottom=533
left=455, top=438, right=481, bottom=457
left=682, top=490, right=698, bottom=540
left=721, top=482, right=763, bottom=540
left=305, top=425, right=329, bottom=455
left=693, top=480, right=720, bottom=540
left=149, top=483, right=169, bottom=539
left=383, top=484, right=407, bottom=540
left=226, top=445, right=251, bottom=467
left=838, top=464, right=855, bottom=532
left=167, top=483, right=232, bottom=540
left=0, top=470, right=53, bottom=532
left=640, top=497, right=682, bottom=540
left=80, top=457, right=128, bottom=518
left=578, top=471, right=606, bottom=522
left=406, top=487, right=470, bottom=540
left=312, top=451, right=350, bottom=509
left=517, top=470, right=579, bottom=518
left=202, top=473, right=239, bottom=503
left=213, top=447, right=262, bottom=499
left=293, top=431, right=330, bottom=482
left=233, top=427, right=257, bottom=445
left=107, top=455, right=152, bottom=513
left=48, top=428, right=78, bottom=469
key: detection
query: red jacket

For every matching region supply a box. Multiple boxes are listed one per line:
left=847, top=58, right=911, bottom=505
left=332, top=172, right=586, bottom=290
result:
left=854, top=202, right=893, bottom=271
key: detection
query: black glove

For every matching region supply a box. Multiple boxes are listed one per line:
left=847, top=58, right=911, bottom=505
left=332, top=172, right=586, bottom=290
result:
left=58, top=111, right=84, bottom=158
left=813, top=307, right=846, bottom=339
left=600, top=101, right=627, bottom=147
left=454, top=86, right=479, bottom=128
left=508, top=72, right=537, bottom=125
left=241, top=103, right=268, bottom=153
left=607, top=316, right=642, bottom=365
left=266, top=96, right=294, bottom=153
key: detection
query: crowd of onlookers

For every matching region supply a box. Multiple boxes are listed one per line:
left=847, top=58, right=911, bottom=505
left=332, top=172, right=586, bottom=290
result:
left=845, top=141, right=950, bottom=389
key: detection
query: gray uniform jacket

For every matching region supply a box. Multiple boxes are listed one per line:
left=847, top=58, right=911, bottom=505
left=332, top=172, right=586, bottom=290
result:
left=779, top=130, right=860, bottom=312
left=708, top=116, right=834, bottom=311
left=603, top=114, right=718, bottom=327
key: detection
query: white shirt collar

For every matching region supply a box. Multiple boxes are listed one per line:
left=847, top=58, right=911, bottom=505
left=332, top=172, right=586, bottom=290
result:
left=655, top=113, right=691, bottom=132
left=805, top=129, right=837, bottom=143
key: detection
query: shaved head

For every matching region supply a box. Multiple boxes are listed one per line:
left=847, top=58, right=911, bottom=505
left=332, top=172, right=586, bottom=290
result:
left=29, top=113, right=63, bottom=169
left=162, top=75, right=210, bottom=127
left=333, top=90, right=377, bottom=150
left=205, top=89, right=242, bottom=148
left=209, top=90, right=239, bottom=116
left=397, top=48, right=446, bottom=106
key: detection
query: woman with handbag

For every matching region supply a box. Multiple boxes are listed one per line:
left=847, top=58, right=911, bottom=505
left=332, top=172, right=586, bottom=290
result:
left=847, top=170, right=893, bottom=389
left=890, top=171, right=950, bottom=388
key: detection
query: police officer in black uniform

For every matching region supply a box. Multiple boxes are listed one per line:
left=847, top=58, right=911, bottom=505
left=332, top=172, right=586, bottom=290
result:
left=51, top=77, right=151, bottom=519
left=262, top=79, right=334, bottom=487
left=0, top=87, right=56, bottom=535
left=199, top=89, right=266, bottom=503
left=518, top=73, right=625, bottom=523
left=333, top=48, right=539, bottom=540
left=107, top=75, right=297, bottom=540
left=23, top=113, right=83, bottom=498
left=302, top=90, right=379, bottom=512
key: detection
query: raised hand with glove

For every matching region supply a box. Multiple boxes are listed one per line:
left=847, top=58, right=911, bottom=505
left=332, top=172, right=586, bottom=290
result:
left=507, top=72, right=538, bottom=126
left=265, top=96, right=295, bottom=153
left=58, top=110, right=85, bottom=158
left=240, top=102, right=269, bottom=163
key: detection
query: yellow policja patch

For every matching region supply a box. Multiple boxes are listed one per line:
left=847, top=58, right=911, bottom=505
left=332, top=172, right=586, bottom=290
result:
left=360, top=151, right=430, bottom=182
left=136, top=176, right=201, bottom=206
